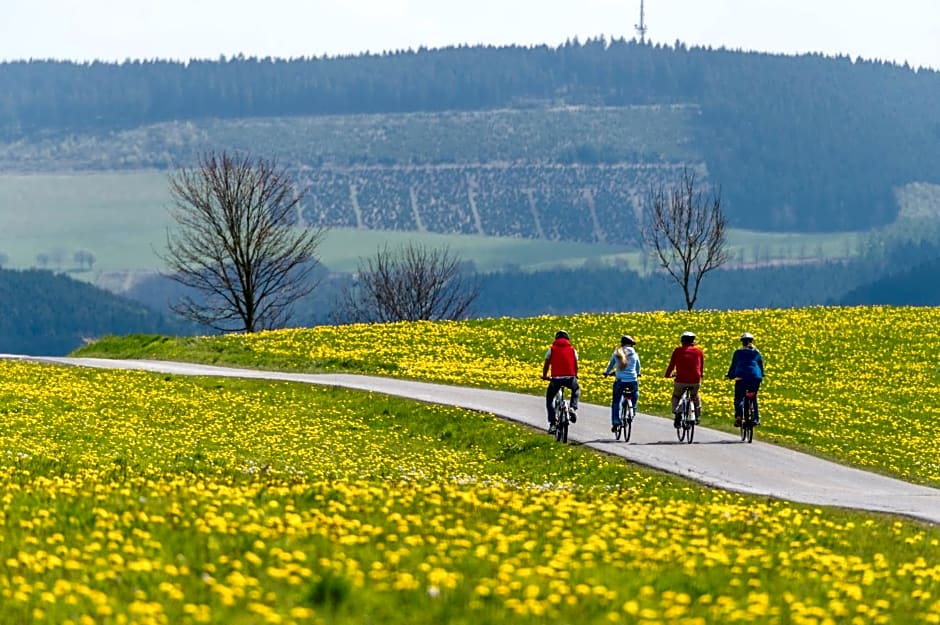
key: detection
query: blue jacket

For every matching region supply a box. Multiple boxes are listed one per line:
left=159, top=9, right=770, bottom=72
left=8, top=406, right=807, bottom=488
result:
left=726, top=345, right=764, bottom=381
left=604, top=346, right=640, bottom=382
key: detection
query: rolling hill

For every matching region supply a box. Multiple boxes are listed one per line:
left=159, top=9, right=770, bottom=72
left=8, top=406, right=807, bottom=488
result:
left=0, top=268, right=191, bottom=355
left=1, top=40, right=939, bottom=331
left=2, top=40, right=939, bottom=236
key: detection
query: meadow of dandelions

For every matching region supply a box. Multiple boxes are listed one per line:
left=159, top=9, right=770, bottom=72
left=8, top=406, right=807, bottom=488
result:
left=4, top=319, right=940, bottom=625
left=195, top=306, right=940, bottom=486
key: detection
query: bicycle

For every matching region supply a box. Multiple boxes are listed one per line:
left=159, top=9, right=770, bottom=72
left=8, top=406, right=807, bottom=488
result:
left=730, top=376, right=759, bottom=443
left=613, top=387, right=635, bottom=442
left=550, top=388, right=570, bottom=444
left=675, top=386, right=696, bottom=444
left=740, top=384, right=759, bottom=444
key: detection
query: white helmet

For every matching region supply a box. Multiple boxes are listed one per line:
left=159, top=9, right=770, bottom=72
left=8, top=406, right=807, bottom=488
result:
left=680, top=331, right=696, bottom=342
left=740, top=332, right=754, bottom=341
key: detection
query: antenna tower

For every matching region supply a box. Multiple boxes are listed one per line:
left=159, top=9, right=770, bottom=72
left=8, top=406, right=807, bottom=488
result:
left=635, top=0, right=648, bottom=43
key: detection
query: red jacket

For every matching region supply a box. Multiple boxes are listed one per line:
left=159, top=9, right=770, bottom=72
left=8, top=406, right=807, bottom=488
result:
left=544, top=338, right=578, bottom=378
left=665, top=345, right=704, bottom=383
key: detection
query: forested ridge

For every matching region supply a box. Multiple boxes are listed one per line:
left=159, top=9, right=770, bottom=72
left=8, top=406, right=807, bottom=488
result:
left=0, top=269, right=190, bottom=355
left=3, top=39, right=940, bottom=232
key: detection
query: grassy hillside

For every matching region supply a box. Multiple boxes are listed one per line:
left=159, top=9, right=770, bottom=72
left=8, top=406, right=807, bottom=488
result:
left=0, top=106, right=700, bottom=172
left=76, top=306, right=940, bottom=488
left=0, top=170, right=869, bottom=277
left=0, top=170, right=621, bottom=273
left=2, top=355, right=938, bottom=623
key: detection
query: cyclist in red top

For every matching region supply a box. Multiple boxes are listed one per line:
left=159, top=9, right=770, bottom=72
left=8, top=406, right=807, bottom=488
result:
left=542, top=330, right=580, bottom=433
left=664, top=331, right=704, bottom=428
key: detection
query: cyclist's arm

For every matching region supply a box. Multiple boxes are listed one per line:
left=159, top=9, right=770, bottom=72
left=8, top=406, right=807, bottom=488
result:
left=603, top=353, right=616, bottom=376
left=541, top=348, right=551, bottom=379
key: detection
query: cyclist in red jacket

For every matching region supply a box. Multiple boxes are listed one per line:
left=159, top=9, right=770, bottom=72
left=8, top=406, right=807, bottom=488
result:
left=542, top=330, right=580, bottom=433
left=664, top=331, right=704, bottom=428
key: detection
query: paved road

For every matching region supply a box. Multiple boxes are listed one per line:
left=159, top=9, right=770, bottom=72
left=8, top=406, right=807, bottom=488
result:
left=7, top=355, right=940, bottom=525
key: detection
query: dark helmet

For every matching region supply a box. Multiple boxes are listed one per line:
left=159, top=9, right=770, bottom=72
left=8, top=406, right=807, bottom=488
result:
left=555, top=330, right=570, bottom=340
left=680, top=331, right=696, bottom=343
left=621, top=335, right=636, bottom=346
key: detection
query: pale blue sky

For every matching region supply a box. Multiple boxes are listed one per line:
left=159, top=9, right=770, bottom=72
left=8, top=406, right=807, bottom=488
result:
left=1, top=0, right=938, bottom=70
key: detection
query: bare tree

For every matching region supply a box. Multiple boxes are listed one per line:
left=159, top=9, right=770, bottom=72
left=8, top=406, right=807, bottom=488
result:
left=159, top=151, right=326, bottom=332
left=334, top=242, right=480, bottom=323
left=641, top=168, right=728, bottom=311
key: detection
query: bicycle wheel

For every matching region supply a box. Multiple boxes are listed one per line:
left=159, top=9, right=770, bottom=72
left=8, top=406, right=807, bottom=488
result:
left=557, top=411, right=569, bottom=443
left=741, top=399, right=752, bottom=443
left=624, top=404, right=633, bottom=443
left=677, top=405, right=686, bottom=442
left=745, top=398, right=756, bottom=443
left=555, top=405, right=568, bottom=443
left=615, top=401, right=627, bottom=441
left=685, top=404, right=695, bottom=444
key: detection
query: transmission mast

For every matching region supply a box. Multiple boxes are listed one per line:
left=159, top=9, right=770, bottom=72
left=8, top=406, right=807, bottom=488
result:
left=635, top=0, right=648, bottom=43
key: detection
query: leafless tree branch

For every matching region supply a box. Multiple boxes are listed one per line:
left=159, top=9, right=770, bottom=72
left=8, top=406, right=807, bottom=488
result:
left=641, top=168, right=728, bottom=310
left=158, top=151, right=326, bottom=332
left=333, top=243, right=480, bottom=323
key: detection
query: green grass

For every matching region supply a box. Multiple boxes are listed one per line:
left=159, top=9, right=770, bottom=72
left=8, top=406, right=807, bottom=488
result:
left=320, top=229, right=636, bottom=273
left=0, top=171, right=172, bottom=271
left=0, top=170, right=872, bottom=279
left=75, top=306, right=940, bottom=489
left=1, top=359, right=939, bottom=623
left=0, top=170, right=630, bottom=274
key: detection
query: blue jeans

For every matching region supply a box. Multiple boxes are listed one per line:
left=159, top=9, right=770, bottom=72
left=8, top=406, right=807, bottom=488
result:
left=734, top=379, right=761, bottom=419
left=611, top=380, right=638, bottom=424
left=546, top=376, right=580, bottom=424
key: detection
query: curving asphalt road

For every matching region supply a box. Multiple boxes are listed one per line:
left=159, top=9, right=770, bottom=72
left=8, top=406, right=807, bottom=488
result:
left=5, top=355, right=940, bottom=525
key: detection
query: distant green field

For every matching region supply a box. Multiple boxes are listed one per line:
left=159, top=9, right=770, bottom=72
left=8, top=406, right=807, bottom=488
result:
left=0, top=170, right=867, bottom=277
left=0, top=171, right=634, bottom=273
left=0, top=171, right=172, bottom=271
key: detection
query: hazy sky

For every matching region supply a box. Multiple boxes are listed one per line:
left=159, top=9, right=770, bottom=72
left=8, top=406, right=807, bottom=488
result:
left=2, top=0, right=938, bottom=70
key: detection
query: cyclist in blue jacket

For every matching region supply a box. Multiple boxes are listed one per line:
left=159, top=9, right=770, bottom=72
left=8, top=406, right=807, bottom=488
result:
left=725, top=332, right=765, bottom=426
left=603, top=335, right=641, bottom=432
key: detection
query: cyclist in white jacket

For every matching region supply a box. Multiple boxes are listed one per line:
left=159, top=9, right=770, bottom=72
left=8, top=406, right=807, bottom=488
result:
left=603, top=335, right=641, bottom=432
